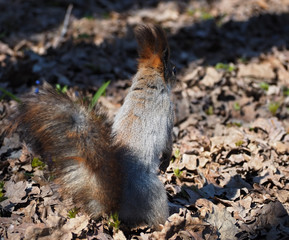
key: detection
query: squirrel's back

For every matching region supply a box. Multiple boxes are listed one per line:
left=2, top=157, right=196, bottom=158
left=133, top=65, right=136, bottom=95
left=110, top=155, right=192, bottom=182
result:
left=112, top=24, right=176, bottom=226
left=113, top=25, right=176, bottom=170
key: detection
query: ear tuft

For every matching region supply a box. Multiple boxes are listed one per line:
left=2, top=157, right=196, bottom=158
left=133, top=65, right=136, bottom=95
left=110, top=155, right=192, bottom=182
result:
left=135, top=24, right=169, bottom=70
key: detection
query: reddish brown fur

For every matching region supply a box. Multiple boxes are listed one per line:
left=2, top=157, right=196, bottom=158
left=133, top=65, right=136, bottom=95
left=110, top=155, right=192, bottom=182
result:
left=135, top=25, right=169, bottom=73
left=12, top=84, right=123, bottom=216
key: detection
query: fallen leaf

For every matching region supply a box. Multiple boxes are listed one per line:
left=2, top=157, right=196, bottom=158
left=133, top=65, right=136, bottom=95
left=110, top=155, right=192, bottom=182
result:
left=206, top=204, right=240, bottom=240
left=201, top=67, right=222, bottom=87
left=238, top=63, right=275, bottom=80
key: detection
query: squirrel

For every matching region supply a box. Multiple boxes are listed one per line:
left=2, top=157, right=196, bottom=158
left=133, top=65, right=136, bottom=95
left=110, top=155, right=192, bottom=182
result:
left=10, top=24, right=176, bottom=228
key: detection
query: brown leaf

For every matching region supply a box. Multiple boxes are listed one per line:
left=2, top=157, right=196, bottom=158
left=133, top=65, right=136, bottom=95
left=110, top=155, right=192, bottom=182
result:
left=20, top=200, right=37, bottom=223
left=246, top=155, right=264, bottom=171
left=240, top=201, right=289, bottom=237
left=62, top=215, right=89, bottom=235
left=254, top=168, right=284, bottom=188
left=196, top=198, right=214, bottom=218
left=211, top=128, right=245, bottom=151
left=238, top=63, right=275, bottom=80
left=275, top=189, right=289, bottom=203
left=23, top=223, right=49, bottom=239
left=277, top=64, right=289, bottom=86
left=1, top=180, right=29, bottom=209
left=270, top=141, right=289, bottom=154
left=113, top=230, right=126, bottom=240
left=251, top=118, right=286, bottom=142
left=182, top=154, right=198, bottom=171
left=201, top=67, right=222, bottom=87
left=174, top=95, right=190, bottom=124
left=205, top=204, right=240, bottom=239
left=151, top=209, right=213, bottom=240
left=174, top=187, right=202, bottom=206
left=43, top=206, right=65, bottom=228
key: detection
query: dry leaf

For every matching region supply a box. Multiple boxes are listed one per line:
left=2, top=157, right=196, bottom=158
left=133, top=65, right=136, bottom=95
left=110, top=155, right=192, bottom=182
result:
left=205, top=204, right=240, bottom=240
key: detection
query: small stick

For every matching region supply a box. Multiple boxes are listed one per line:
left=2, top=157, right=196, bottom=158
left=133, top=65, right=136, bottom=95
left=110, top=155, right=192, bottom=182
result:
left=53, top=4, right=73, bottom=48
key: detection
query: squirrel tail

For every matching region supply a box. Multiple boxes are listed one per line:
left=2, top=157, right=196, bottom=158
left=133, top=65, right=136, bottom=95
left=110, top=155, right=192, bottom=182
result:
left=13, top=83, right=123, bottom=217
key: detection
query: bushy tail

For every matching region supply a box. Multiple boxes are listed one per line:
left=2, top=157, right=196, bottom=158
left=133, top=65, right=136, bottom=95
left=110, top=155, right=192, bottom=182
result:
left=12, top=83, right=123, bottom=217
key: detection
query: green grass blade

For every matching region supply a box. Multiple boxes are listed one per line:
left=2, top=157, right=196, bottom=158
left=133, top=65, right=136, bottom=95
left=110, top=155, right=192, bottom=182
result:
left=0, top=87, right=20, bottom=102
left=89, top=81, right=110, bottom=111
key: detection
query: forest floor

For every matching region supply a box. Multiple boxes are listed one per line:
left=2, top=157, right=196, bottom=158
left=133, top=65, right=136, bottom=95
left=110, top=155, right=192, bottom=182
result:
left=0, top=0, right=289, bottom=239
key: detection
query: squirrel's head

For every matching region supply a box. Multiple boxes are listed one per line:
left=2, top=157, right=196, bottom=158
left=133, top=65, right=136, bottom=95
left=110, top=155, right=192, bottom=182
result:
left=135, top=24, right=176, bottom=89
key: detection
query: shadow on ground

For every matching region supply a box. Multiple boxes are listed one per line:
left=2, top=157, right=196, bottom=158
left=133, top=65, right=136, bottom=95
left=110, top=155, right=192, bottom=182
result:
left=0, top=1, right=289, bottom=95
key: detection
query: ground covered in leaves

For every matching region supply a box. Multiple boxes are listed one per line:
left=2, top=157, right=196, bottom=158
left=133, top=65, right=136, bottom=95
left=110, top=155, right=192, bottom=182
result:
left=0, top=0, right=289, bottom=239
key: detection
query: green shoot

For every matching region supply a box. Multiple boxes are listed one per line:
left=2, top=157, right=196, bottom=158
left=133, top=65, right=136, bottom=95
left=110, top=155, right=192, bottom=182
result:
left=89, top=81, right=110, bottom=111
left=235, top=140, right=244, bottom=147
left=238, top=57, right=248, bottom=64
left=0, top=190, right=5, bottom=201
left=174, top=168, right=183, bottom=179
left=259, top=82, right=269, bottom=91
left=77, top=33, right=91, bottom=39
left=48, top=175, right=55, bottom=181
left=56, top=84, right=61, bottom=92
left=187, top=9, right=196, bottom=16
left=24, top=172, right=34, bottom=178
left=171, top=148, right=181, bottom=163
left=62, top=85, right=68, bottom=93
left=174, top=148, right=181, bottom=159
left=226, top=122, right=242, bottom=127
left=0, top=181, right=7, bottom=202
left=283, top=87, right=289, bottom=96
left=0, top=87, right=20, bottom=102
left=215, top=63, right=235, bottom=72
left=84, top=14, right=94, bottom=20
left=216, top=14, right=227, bottom=28
left=186, top=9, right=214, bottom=20
left=56, top=84, right=68, bottom=94
left=268, top=102, right=280, bottom=116
left=67, top=208, right=78, bottom=219
left=108, top=212, right=121, bottom=230
left=233, top=102, right=241, bottom=111
left=31, top=157, right=45, bottom=170
left=249, top=127, right=255, bottom=131
left=201, top=11, right=214, bottom=20
left=205, top=106, right=214, bottom=115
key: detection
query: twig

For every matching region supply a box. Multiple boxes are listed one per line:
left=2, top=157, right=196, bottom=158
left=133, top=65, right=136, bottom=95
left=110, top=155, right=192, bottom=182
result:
left=53, top=4, right=73, bottom=48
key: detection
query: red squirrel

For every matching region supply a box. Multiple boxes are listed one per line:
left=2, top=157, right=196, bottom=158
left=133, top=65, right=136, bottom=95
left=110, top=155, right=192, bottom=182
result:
left=12, top=24, right=176, bottom=227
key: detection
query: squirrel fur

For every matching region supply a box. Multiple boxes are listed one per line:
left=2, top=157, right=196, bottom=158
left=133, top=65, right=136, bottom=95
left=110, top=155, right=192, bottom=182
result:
left=11, top=24, right=176, bottom=227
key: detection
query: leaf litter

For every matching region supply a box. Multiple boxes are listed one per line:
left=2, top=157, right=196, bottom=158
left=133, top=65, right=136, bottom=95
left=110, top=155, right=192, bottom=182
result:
left=1, top=0, right=289, bottom=239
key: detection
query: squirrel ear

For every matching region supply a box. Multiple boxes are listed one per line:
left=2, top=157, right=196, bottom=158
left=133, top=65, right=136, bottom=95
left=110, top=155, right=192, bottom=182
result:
left=135, top=25, right=156, bottom=60
left=135, top=24, right=170, bottom=71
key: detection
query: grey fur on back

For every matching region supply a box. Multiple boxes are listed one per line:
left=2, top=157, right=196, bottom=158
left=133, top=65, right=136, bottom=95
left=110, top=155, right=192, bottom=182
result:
left=113, top=71, right=173, bottom=225
left=112, top=24, right=176, bottom=226
left=112, top=70, right=174, bottom=170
